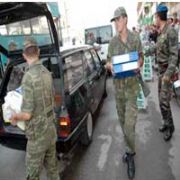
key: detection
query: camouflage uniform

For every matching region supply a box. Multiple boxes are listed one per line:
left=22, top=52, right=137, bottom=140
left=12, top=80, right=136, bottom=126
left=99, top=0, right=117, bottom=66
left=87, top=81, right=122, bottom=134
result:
left=108, top=31, right=142, bottom=153
left=21, top=61, right=60, bottom=180
left=157, top=23, right=178, bottom=128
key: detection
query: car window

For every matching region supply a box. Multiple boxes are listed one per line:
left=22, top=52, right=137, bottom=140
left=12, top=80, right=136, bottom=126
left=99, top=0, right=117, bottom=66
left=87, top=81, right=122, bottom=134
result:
left=64, top=52, right=83, bottom=90
left=90, top=49, right=101, bottom=69
left=83, top=50, right=96, bottom=76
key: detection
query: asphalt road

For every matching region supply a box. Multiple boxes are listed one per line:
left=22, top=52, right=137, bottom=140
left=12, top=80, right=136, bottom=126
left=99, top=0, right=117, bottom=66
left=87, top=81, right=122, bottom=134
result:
left=0, top=74, right=180, bottom=180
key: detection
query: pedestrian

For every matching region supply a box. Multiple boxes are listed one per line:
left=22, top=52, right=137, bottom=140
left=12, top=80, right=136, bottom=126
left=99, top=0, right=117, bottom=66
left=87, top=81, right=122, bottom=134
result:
left=10, top=37, right=60, bottom=180
left=155, top=5, right=178, bottom=141
left=172, top=12, right=179, bottom=33
left=106, top=7, right=143, bottom=179
left=167, top=15, right=173, bottom=26
left=87, top=32, right=96, bottom=45
left=8, top=40, right=17, bottom=51
left=132, top=27, right=139, bottom=36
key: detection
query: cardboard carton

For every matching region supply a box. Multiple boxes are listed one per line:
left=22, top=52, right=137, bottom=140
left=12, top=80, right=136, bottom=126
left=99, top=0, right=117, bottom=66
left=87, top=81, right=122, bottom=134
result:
left=112, top=51, right=139, bottom=78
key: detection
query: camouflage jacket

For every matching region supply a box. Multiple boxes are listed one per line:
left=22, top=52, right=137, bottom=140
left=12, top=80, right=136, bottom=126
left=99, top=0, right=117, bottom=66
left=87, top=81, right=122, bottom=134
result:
left=107, top=30, right=142, bottom=92
left=21, top=61, right=57, bottom=141
left=156, top=23, right=178, bottom=77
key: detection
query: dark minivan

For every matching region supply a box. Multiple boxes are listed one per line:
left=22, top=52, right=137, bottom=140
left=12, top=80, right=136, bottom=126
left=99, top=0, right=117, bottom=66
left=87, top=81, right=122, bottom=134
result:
left=0, top=3, right=107, bottom=153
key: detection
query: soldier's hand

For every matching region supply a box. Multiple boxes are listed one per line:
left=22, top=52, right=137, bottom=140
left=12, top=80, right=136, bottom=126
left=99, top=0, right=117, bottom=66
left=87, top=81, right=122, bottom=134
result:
left=105, top=62, right=112, bottom=69
left=162, top=75, right=170, bottom=83
left=134, top=59, right=142, bottom=73
left=134, top=68, right=140, bottom=74
left=162, top=75, right=170, bottom=82
left=10, top=114, right=18, bottom=126
left=105, top=62, right=114, bottom=74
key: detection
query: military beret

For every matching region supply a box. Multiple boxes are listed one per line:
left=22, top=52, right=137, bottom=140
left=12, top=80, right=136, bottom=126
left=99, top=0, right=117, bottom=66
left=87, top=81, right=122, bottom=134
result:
left=156, top=5, right=168, bottom=13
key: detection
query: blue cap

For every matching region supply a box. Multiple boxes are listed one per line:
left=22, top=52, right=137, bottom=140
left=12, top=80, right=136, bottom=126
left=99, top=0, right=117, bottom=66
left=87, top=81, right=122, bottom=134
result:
left=156, top=5, right=168, bottom=13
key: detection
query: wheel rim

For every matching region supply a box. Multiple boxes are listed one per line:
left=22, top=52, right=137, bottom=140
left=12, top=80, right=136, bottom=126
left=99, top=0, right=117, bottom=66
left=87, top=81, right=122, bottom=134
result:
left=87, top=113, right=93, bottom=138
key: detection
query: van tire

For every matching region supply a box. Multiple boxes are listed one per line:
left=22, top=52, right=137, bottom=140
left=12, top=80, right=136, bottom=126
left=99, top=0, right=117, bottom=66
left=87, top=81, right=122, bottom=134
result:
left=80, top=112, right=93, bottom=146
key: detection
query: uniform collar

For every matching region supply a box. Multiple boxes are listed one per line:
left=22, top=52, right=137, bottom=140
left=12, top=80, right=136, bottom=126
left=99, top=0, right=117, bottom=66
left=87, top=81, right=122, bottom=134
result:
left=118, top=29, right=131, bottom=44
left=29, top=60, right=41, bottom=69
left=160, top=22, right=168, bottom=34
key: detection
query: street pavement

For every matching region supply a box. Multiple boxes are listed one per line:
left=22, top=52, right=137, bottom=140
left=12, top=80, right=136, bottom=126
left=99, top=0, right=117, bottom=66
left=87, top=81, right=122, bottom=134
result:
left=0, top=73, right=180, bottom=180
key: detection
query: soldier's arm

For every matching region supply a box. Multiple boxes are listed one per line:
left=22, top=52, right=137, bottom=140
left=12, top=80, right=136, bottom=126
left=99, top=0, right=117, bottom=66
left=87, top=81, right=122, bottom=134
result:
left=11, top=112, right=32, bottom=126
left=10, top=73, right=34, bottom=125
left=105, top=41, right=113, bottom=72
left=136, top=35, right=144, bottom=68
left=164, top=29, right=178, bottom=78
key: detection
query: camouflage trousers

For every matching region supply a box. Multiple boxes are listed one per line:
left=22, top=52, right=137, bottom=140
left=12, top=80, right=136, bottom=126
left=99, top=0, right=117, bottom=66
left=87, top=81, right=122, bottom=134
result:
left=158, top=75, right=174, bottom=127
left=26, top=136, right=60, bottom=180
left=114, top=77, right=139, bottom=154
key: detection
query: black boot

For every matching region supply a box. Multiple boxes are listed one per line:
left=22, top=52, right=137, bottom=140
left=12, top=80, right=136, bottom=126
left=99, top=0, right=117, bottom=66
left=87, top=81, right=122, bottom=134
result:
left=122, top=152, right=128, bottom=163
left=164, top=125, right=175, bottom=141
left=123, top=153, right=135, bottom=179
left=159, top=124, right=167, bottom=132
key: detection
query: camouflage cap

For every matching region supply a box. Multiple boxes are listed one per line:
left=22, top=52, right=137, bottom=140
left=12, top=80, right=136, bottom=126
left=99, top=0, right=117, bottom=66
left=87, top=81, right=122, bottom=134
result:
left=110, top=7, right=127, bottom=22
left=23, top=37, right=38, bottom=50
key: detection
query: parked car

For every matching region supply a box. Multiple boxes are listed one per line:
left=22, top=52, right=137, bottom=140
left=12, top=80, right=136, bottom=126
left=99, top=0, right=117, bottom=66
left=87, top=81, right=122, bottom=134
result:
left=0, top=2, right=107, bottom=153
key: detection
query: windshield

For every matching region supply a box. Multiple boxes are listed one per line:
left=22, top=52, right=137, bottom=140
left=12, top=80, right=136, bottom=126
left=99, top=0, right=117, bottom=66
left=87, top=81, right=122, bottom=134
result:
left=0, top=16, right=53, bottom=52
left=85, top=25, right=112, bottom=45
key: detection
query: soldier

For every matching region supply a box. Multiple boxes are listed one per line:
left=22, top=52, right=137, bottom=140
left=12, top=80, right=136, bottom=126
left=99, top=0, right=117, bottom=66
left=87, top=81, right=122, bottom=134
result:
left=106, top=7, right=143, bottom=179
left=8, top=40, right=17, bottom=51
left=10, top=38, right=60, bottom=180
left=155, top=5, right=178, bottom=141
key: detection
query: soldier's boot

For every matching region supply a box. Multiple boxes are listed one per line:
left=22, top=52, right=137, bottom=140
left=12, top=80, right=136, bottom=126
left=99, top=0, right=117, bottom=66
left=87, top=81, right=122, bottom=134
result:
left=122, top=153, right=128, bottom=163
left=164, top=125, right=175, bottom=141
left=159, top=124, right=168, bottom=132
left=122, top=153, right=135, bottom=179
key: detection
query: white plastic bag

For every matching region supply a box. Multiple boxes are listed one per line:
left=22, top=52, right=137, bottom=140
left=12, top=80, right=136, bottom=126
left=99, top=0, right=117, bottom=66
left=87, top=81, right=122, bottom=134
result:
left=2, top=88, right=25, bottom=131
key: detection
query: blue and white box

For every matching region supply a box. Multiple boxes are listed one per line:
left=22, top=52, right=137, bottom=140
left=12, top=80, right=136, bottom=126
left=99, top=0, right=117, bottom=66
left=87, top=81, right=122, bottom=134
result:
left=112, top=51, right=139, bottom=78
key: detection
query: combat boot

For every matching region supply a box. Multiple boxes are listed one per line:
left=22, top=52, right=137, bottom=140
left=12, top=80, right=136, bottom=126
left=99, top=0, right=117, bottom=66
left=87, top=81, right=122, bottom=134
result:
left=122, top=152, right=128, bottom=163
left=122, top=153, right=135, bottom=179
left=164, top=125, right=175, bottom=141
left=159, top=124, right=167, bottom=132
